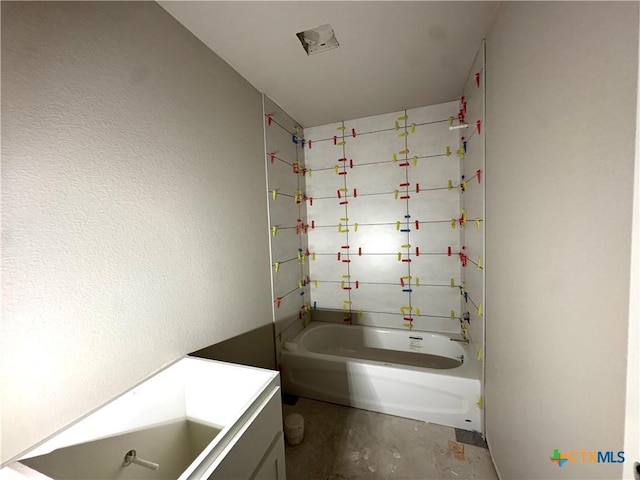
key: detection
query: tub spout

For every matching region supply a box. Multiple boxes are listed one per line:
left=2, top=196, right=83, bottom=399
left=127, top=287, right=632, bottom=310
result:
left=123, top=450, right=159, bottom=471
left=449, top=337, right=469, bottom=344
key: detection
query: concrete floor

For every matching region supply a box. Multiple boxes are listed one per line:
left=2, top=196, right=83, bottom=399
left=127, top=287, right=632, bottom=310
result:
left=283, top=398, right=497, bottom=480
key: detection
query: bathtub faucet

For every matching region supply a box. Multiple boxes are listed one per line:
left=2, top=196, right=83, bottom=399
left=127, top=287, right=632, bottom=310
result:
left=449, top=337, right=469, bottom=344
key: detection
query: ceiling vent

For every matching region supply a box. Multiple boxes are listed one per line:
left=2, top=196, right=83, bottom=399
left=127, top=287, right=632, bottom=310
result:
left=296, top=24, right=339, bottom=56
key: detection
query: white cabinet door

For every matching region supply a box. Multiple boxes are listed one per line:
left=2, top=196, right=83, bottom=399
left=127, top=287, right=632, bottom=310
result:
left=250, top=431, right=286, bottom=480
left=208, top=386, right=284, bottom=480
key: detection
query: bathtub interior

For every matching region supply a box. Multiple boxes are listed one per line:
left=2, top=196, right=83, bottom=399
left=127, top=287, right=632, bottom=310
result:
left=292, top=323, right=466, bottom=369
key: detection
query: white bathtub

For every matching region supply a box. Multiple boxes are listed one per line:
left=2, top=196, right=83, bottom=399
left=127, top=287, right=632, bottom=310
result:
left=280, top=321, right=482, bottom=432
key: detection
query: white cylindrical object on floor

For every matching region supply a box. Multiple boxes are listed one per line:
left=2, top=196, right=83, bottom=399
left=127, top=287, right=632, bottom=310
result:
left=284, top=413, right=304, bottom=445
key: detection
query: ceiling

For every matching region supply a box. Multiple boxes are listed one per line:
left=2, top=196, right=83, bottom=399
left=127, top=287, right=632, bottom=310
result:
left=158, top=1, right=500, bottom=127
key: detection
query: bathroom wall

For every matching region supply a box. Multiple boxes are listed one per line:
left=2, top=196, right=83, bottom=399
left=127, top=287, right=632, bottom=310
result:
left=485, top=2, right=638, bottom=479
left=459, top=46, right=486, bottom=384
left=263, top=96, right=310, bottom=365
left=304, top=103, right=465, bottom=334
left=1, top=1, right=272, bottom=464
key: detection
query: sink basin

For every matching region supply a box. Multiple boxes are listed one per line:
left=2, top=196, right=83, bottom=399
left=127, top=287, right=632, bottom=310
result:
left=0, top=357, right=280, bottom=479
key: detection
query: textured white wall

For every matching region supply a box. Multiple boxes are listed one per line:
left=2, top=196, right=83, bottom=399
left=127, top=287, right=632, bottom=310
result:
left=1, top=2, right=271, bottom=463
left=485, top=3, right=637, bottom=479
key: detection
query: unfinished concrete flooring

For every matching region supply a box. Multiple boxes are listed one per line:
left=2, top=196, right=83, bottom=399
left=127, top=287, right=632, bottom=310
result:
left=283, top=398, right=497, bottom=480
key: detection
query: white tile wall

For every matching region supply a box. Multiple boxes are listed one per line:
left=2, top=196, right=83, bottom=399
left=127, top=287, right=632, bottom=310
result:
left=304, top=101, right=470, bottom=334
left=264, top=96, right=309, bottom=364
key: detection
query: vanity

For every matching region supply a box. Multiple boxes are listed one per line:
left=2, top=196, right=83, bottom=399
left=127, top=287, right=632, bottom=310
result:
left=0, top=358, right=286, bottom=479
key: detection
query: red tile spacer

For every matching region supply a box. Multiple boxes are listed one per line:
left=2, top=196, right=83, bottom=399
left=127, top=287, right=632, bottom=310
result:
left=342, top=259, right=351, bottom=263
left=337, top=252, right=341, bottom=261
left=343, top=286, right=352, bottom=290
left=476, top=120, right=482, bottom=135
left=400, top=278, right=405, bottom=287
left=338, top=171, right=347, bottom=176
left=340, top=201, right=348, bottom=205
left=415, top=247, right=420, bottom=256
left=353, top=188, right=358, bottom=198
left=337, top=190, right=341, bottom=199
left=338, top=157, right=347, bottom=162
left=400, top=195, right=411, bottom=200
left=477, top=169, right=482, bottom=183
left=309, top=197, right=314, bottom=206
left=341, top=245, right=350, bottom=249
left=400, top=182, right=410, bottom=187
left=448, top=246, right=452, bottom=256
left=355, top=281, right=359, bottom=289
left=415, top=220, right=420, bottom=230
left=416, top=183, right=420, bottom=193
left=311, top=220, right=315, bottom=229
left=352, top=128, right=356, bottom=138
left=308, top=140, right=312, bottom=149
left=358, top=247, right=362, bottom=256
left=267, top=114, right=273, bottom=126
left=270, top=152, right=275, bottom=163
left=349, top=159, right=353, bottom=169
left=402, top=259, right=412, bottom=263
left=276, top=297, right=281, bottom=308
left=399, top=162, right=410, bottom=167
left=475, top=72, right=481, bottom=87
left=403, top=317, right=413, bottom=322
left=333, top=136, right=337, bottom=145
